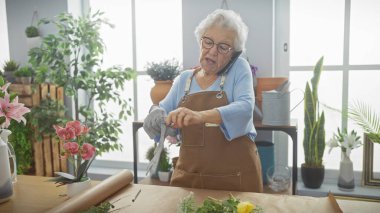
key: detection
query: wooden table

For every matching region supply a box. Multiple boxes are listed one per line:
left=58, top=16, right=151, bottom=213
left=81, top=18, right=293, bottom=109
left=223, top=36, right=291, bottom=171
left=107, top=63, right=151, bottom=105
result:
left=1, top=175, right=379, bottom=213
left=132, top=119, right=298, bottom=194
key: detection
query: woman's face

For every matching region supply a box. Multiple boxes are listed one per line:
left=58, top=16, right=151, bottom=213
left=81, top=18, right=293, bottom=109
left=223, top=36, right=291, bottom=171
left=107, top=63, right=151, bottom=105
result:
left=199, top=26, right=236, bottom=74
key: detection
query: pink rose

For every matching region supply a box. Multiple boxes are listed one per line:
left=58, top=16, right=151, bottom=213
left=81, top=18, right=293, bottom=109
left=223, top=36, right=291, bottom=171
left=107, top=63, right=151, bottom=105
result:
left=81, top=143, right=96, bottom=160
left=66, top=120, right=82, bottom=136
left=81, top=125, right=90, bottom=135
left=54, top=125, right=76, bottom=141
left=63, top=142, right=80, bottom=155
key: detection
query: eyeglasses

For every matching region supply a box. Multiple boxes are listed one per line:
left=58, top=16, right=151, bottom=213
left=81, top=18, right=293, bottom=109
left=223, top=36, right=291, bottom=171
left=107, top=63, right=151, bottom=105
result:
left=201, top=36, right=233, bottom=55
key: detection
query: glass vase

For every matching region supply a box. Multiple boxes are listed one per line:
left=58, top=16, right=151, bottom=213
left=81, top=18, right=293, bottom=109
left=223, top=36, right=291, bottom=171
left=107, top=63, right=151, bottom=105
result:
left=337, top=151, right=354, bottom=191
left=7, top=142, right=17, bottom=184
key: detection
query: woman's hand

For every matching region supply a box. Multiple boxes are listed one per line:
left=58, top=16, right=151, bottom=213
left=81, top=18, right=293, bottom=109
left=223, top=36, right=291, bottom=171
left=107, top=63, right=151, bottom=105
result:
left=166, top=107, right=204, bottom=128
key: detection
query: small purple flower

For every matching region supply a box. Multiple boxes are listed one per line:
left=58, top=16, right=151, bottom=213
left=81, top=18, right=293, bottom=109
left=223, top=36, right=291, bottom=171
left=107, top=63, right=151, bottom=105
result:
left=250, top=64, right=258, bottom=76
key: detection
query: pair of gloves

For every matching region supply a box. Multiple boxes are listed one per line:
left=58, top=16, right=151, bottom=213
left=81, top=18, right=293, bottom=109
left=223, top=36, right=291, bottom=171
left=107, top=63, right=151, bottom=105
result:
left=143, top=105, right=177, bottom=176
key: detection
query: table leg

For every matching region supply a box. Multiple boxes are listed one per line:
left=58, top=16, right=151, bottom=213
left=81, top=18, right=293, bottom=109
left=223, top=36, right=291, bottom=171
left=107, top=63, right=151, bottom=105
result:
left=133, top=122, right=142, bottom=183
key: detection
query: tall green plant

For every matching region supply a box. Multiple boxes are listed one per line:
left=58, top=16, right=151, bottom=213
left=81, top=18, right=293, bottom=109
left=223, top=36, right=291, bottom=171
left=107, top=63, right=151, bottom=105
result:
left=29, top=10, right=136, bottom=155
left=303, top=56, right=325, bottom=168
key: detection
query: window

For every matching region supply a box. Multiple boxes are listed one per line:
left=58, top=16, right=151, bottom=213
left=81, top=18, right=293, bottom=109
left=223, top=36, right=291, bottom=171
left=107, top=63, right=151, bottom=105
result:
left=289, top=0, right=380, bottom=176
left=89, top=0, right=182, bottom=165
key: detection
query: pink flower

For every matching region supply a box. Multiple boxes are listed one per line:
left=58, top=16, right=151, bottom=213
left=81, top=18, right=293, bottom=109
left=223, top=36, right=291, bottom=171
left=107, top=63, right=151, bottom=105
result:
left=63, top=142, right=80, bottom=155
left=166, top=135, right=179, bottom=145
left=54, top=125, right=76, bottom=141
left=81, top=125, right=90, bottom=135
left=0, top=94, right=31, bottom=128
left=1, top=83, right=11, bottom=92
left=81, top=143, right=96, bottom=160
left=66, top=120, right=82, bottom=136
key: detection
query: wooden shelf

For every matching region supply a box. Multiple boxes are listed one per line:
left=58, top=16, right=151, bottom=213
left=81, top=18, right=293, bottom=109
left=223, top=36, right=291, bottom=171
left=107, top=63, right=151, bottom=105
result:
left=9, top=83, right=67, bottom=177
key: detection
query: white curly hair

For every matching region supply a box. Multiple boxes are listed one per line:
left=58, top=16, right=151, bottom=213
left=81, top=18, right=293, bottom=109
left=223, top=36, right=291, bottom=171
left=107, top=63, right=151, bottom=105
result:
left=194, top=9, right=249, bottom=52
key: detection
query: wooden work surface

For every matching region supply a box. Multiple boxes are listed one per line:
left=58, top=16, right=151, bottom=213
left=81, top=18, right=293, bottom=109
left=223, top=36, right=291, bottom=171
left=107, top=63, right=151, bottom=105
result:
left=0, top=175, right=99, bottom=213
left=1, top=174, right=380, bottom=213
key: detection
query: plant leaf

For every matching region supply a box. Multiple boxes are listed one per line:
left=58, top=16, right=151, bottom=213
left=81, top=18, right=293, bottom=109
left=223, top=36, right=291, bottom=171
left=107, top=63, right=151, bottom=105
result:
left=55, top=171, right=76, bottom=180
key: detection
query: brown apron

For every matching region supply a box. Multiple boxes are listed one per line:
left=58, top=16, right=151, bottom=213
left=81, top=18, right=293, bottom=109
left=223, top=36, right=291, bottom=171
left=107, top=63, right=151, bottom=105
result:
left=170, top=71, right=263, bottom=192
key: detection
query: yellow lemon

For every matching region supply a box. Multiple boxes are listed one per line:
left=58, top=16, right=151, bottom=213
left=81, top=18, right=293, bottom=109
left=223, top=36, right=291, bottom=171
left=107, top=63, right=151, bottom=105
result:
left=237, top=201, right=255, bottom=213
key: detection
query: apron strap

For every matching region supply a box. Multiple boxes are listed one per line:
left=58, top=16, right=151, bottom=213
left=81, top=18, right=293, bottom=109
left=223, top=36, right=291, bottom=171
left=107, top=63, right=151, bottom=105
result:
left=183, top=69, right=227, bottom=101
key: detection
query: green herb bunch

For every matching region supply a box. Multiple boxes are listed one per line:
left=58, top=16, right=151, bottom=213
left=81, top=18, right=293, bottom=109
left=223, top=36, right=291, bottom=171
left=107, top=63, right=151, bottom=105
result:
left=178, top=192, right=264, bottom=213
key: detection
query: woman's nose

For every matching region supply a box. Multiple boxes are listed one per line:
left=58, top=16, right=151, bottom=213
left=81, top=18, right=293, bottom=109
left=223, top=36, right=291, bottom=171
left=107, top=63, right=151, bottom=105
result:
left=208, top=45, right=219, bottom=55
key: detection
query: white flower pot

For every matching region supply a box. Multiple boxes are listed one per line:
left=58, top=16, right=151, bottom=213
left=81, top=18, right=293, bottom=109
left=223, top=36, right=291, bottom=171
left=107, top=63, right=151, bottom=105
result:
left=26, top=36, right=42, bottom=49
left=66, top=177, right=91, bottom=198
left=158, top=171, right=171, bottom=182
left=337, top=153, right=354, bottom=191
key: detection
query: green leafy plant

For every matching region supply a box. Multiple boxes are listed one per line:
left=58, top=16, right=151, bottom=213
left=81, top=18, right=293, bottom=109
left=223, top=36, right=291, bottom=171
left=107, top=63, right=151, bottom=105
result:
left=8, top=116, right=34, bottom=174
left=28, top=10, right=136, bottom=155
left=146, top=59, right=181, bottom=81
left=146, top=144, right=170, bottom=172
left=303, top=56, right=325, bottom=168
left=178, top=192, right=264, bottom=213
left=14, top=66, right=33, bottom=77
left=25, top=26, right=39, bottom=38
left=348, top=101, right=380, bottom=144
left=159, top=155, right=172, bottom=172
left=2, top=60, right=19, bottom=72
left=30, top=97, right=67, bottom=141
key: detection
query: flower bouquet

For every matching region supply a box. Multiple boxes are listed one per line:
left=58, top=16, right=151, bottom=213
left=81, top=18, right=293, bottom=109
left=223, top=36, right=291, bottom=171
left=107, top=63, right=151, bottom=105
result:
left=50, top=120, right=96, bottom=185
left=327, top=128, right=362, bottom=158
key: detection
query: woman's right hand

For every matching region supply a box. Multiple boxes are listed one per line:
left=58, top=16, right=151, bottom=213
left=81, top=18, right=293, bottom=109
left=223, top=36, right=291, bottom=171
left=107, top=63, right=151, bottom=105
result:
left=143, top=106, right=166, bottom=139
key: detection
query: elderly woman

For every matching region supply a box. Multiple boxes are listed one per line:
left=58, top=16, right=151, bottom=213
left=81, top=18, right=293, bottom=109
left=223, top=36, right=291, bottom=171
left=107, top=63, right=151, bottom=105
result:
left=144, top=9, right=263, bottom=192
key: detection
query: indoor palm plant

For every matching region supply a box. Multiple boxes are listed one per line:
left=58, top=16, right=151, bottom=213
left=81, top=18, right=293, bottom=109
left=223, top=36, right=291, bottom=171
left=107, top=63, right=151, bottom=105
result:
left=301, top=56, right=326, bottom=189
left=28, top=10, right=136, bottom=156
left=348, top=101, right=380, bottom=144
left=146, top=59, right=181, bottom=104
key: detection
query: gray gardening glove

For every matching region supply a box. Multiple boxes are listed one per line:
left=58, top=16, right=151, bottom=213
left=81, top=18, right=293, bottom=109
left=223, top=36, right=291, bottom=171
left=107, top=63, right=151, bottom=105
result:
left=144, top=105, right=178, bottom=141
left=146, top=123, right=167, bottom=176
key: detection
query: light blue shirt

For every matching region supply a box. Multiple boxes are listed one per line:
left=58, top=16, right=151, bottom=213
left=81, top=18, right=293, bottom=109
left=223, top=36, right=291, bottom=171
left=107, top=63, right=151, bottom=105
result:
left=159, top=57, right=257, bottom=142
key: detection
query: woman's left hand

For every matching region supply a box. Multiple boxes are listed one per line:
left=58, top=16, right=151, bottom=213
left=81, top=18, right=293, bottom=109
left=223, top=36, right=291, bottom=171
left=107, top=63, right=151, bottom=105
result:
left=166, top=107, right=204, bottom=128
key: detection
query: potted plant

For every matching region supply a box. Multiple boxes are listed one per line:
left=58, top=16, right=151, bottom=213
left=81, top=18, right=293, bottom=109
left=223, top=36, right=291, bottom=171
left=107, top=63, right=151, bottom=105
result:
left=158, top=155, right=172, bottom=182
left=327, top=128, right=362, bottom=191
left=301, top=56, right=326, bottom=189
left=28, top=11, right=136, bottom=156
left=146, top=144, right=169, bottom=179
left=14, top=66, right=33, bottom=84
left=2, top=59, right=19, bottom=83
left=146, top=59, right=181, bottom=104
left=25, top=26, right=41, bottom=49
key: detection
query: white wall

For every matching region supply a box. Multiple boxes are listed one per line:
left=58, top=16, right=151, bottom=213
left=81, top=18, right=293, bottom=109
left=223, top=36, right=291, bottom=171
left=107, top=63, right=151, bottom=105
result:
left=6, top=0, right=67, bottom=65
left=182, top=0, right=275, bottom=77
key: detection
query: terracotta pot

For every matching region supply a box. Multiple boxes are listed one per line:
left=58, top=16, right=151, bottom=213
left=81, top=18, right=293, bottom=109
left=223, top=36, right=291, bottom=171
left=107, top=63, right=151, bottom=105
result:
left=150, top=80, right=173, bottom=104
left=301, top=163, right=324, bottom=189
